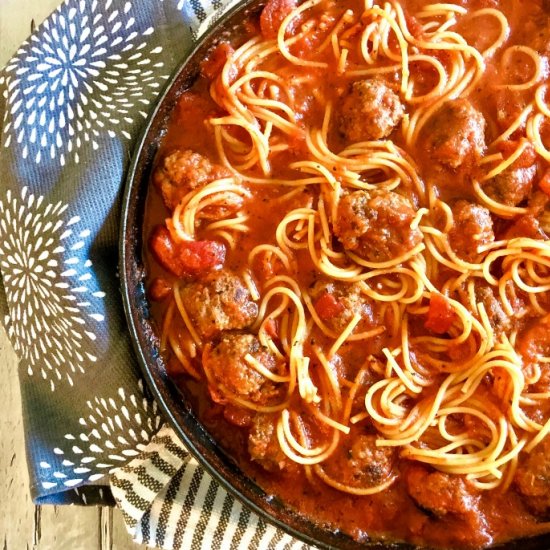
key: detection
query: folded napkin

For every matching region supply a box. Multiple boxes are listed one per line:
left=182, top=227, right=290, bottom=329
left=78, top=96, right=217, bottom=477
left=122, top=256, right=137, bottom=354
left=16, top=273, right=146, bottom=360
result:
left=0, top=0, right=309, bottom=546
left=111, top=426, right=308, bottom=549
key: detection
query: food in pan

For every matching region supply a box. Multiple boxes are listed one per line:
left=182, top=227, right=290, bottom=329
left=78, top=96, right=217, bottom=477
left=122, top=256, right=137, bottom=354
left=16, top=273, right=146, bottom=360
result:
left=144, top=0, right=550, bottom=546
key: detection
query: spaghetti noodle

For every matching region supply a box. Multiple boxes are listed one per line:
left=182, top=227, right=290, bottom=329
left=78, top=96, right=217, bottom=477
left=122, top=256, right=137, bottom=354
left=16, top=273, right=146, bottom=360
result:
left=145, top=0, right=550, bottom=547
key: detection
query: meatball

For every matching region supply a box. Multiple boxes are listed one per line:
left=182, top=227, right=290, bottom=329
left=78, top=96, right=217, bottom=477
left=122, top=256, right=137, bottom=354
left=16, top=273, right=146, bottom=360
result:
left=405, top=465, right=491, bottom=547
left=338, top=79, right=404, bottom=142
left=448, top=201, right=495, bottom=261
left=484, top=165, right=537, bottom=206
left=515, top=437, right=550, bottom=516
left=405, top=465, right=479, bottom=517
left=324, top=435, right=396, bottom=488
left=475, top=284, right=511, bottom=334
left=310, top=280, right=375, bottom=332
left=203, top=332, right=283, bottom=404
left=248, top=413, right=287, bottom=471
left=505, top=215, right=548, bottom=240
left=424, top=99, right=486, bottom=168
left=179, top=271, right=258, bottom=339
left=519, top=314, right=550, bottom=368
left=334, top=189, right=422, bottom=263
left=153, top=149, right=233, bottom=211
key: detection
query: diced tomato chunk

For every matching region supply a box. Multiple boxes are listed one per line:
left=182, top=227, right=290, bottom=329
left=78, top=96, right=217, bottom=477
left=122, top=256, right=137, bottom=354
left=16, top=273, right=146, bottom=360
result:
left=539, top=169, right=550, bottom=197
left=496, top=140, right=537, bottom=169
left=150, top=226, right=226, bottom=277
left=223, top=404, right=253, bottom=427
left=425, top=294, right=456, bottom=334
left=148, top=277, right=172, bottom=301
left=405, top=15, right=423, bottom=39
left=314, top=292, right=345, bottom=321
left=260, top=0, right=297, bottom=39
left=177, top=239, right=226, bottom=275
left=253, top=251, right=285, bottom=283
left=264, top=318, right=279, bottom=339
left=200, top=42, right=234, bottom=80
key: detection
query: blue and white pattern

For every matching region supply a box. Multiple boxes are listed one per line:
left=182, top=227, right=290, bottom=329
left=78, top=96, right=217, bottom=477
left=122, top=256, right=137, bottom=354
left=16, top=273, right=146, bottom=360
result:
left=0, top=0, right=198, bottom=506
left=39, top=381, right=162, bottom=490
left=1, top=0, right=166, bottom=166
left=0, top=187, right=105, bottom=391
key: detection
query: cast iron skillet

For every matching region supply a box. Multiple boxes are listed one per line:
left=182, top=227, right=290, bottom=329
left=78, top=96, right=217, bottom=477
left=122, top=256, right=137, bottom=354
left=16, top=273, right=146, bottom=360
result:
left=119, top=1, right=550, bottom=548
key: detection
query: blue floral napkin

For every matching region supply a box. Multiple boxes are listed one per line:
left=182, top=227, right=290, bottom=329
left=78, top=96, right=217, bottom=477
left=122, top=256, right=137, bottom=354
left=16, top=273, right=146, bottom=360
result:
left=0, top=0, right=233, bottom=506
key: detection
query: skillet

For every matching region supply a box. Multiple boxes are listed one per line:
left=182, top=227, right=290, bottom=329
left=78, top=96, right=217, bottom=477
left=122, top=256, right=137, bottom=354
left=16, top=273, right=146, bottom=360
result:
left=119, top=1, right=550, bottom=547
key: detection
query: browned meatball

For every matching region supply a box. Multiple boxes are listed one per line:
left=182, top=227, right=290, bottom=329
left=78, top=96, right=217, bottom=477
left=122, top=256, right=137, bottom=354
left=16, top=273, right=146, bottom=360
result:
left=179, top=271, right=258, bottom=339
left=515, top=437, right=550, bottom=516
left=248, top=413, right=287, bottom=471
left=405, top=465, right=479, bottom=517
left=334, top=190, right=422, bottom=262
left=448, top=201, right=494, bottom=262
left=153, top=149, right=233, bottom=211
left=475, top=284, right=511, bottom=334
left=310, top=280, right=375, bottom=332
left=505, top=215, right=548, bottom=240
left=338, top=79, right=404, bottom=142
left=425, top=99, right=486, bottom=168
left=518, top=314, right=550, bottom=368
left=349, top=435, right=395, bottom=484
left=525, top=11, right=550, bottom=55
left=324, top=435, right=396, bottom=488
left=484, top=165, right=537, bottom=206
left=203, top=332, right=283, bottom=404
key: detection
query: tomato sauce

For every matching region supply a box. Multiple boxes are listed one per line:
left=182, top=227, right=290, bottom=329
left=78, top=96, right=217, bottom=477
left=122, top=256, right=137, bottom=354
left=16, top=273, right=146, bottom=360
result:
left=143, top=0, right=550, bottom=547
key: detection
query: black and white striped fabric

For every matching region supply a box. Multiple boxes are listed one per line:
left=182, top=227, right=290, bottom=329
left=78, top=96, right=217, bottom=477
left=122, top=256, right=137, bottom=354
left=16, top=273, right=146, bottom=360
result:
left=111, top=426, right=312, bottom=550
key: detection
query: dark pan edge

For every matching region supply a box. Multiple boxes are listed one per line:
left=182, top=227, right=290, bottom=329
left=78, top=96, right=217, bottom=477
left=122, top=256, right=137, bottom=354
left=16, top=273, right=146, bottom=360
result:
left=118, top=2, right=550, bottom=549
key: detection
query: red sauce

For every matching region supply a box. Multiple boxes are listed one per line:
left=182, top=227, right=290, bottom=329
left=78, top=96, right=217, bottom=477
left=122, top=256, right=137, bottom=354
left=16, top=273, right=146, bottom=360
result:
left=143, top=0, right=550, bottom=547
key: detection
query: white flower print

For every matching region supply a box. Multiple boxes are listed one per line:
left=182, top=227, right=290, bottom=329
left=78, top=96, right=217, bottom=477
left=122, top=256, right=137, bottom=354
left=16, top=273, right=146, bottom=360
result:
left=39, top=382, right=163, bottom=490
left=0, top=187, right=104, bottom=391
left=1, top=0, right=166, bottom=166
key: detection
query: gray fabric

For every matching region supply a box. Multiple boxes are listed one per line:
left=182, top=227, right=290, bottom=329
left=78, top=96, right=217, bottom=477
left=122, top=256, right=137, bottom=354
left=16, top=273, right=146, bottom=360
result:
left=111, top=425, right=311, bottom=549
left=0, top=0, right=233, bottom=506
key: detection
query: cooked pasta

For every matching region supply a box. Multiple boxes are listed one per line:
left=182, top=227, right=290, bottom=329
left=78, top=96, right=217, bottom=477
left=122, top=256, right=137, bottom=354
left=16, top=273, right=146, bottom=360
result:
left=145, top=0, right=550, bottom=547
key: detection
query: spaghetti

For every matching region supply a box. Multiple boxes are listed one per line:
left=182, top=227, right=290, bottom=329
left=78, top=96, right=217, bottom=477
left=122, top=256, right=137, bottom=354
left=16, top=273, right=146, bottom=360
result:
left=145, top=0, right=550, bottom=547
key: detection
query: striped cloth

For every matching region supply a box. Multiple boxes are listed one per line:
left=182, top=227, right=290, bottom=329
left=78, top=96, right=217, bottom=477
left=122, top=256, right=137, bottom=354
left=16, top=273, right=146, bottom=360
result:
left=111, top=425, right=312, bottom=549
